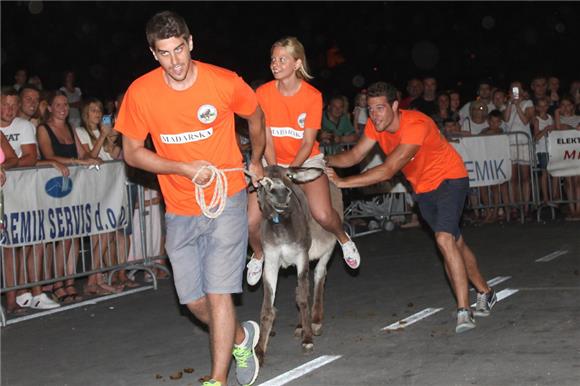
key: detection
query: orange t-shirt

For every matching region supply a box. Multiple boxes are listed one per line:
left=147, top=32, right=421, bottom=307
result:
left=256, top=80, right=322, bottom=165
left=364, top=109, right=467, bottom=194
left=115, top=61, right=258, bottom=215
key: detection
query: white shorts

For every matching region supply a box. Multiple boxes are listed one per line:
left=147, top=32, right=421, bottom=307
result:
left=263, top=153, right=326, bottom=169
left=510, top=143, right=531, bottom=165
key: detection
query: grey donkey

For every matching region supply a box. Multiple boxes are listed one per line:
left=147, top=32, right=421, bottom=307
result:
left=255, top=165, right=343, bottom=365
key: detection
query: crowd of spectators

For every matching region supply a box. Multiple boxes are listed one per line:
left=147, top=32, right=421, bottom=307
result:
left=2, top=66, right=579, bottom=314
left=0, top=69, right=166, bottom=314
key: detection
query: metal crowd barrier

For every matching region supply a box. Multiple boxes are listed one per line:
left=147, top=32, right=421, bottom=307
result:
left=321, top=142, right=413, bottom=238
left=0, top=162, right=169, bottom=326
left=461, top=130, right=580, bottom=223
left=457, top=132, right=538, bottom=224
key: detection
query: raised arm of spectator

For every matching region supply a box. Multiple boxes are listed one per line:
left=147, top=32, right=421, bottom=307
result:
left=103, top=130, right=122, bottom=159
left=85, top=124, right=112, bottom=159
left=511, top=99, right=533, bottom=125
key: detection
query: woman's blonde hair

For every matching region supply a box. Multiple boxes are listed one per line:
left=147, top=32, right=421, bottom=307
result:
left=81, top=98, right=104, bottom=146
left=271, top=36, right=313, bottom=80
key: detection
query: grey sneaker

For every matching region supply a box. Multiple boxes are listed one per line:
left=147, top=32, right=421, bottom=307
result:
left=474, top=288, right=497, bottom=317
left=232, top=321, right=260, bottom=386
left=456, top=308, right=476, bottom=333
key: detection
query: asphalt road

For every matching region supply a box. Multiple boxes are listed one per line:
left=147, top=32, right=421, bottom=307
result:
left=2, top=220, right=579, bottom=386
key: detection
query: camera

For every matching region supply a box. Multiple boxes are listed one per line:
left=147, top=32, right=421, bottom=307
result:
left=512, top=87, right=519, bottom=100
left=101, top=114, right=112, bottom=126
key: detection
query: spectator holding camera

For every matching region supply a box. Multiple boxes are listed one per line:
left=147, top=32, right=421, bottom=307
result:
left=76, top=98, right=121, bottom=161
left=504, top=81, right=534, bottom=219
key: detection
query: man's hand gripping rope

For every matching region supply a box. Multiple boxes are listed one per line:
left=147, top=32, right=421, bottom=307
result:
left=191, top=163, right=263, bottom=218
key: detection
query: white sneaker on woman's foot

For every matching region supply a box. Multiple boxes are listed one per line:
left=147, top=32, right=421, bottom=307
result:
left=340, top=237, right=361, bottom=269
left=31, top=293, right=61, bottom=310
left=246, top=255, right=264, bottom=286
left=16, top=292, right=32, bottom=308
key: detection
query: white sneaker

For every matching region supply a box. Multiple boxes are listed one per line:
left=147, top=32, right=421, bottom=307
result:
left=16, top=292, right=33, bottom=308
left=31, top=293, right=61, bottom=310
left=340, top=237, right=361, bottom=269
left=246, top=255, right=264, bottom=286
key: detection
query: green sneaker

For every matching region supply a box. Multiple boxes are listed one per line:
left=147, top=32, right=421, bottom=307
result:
left=202, top=380, right=221, bottom=386
left=232, top=320, right=260, bottom=386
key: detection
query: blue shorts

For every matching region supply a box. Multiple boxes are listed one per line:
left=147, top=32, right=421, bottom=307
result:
left=164, top=190, right=248, bottom=304
left=415, top=177, right=469, bottom=240
left=536, top=152, right=549, bottom=170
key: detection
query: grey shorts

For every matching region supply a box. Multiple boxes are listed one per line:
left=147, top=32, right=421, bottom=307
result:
left=164, top=190, right=248, bottom=304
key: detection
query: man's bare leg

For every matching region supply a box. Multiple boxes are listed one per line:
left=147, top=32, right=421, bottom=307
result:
left=187, top=294, right=245, bottom=384
left=456, top=236, right=491, bottom=294
left=435, top=232, right=469, bottom=309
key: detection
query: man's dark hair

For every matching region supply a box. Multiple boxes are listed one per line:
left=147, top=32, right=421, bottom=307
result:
left=367, top=82, right=398, bottom=104
left=18, top=83, right=40, bottom=96
left=146, top=10, right=190, bottom=48
left=488, top=109, right=503, bottom=119
left=531, top=74, right=547, bottom=83
left=1, top=86, right=18, bottom=97
left=477, top=79, right=492, bottom=88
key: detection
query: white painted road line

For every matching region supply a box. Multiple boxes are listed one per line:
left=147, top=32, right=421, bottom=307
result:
left=471, top=288, right=519, bottom=308
left=5, top=285, right=154, bottom=326
left=382, top=307, right=444, bottom=331
left=470, top=276, right=512, bottom=291
left=496, top=288, right=519, bottom=301
left=257, top=355, right=342, bottom=386
left=536, top=250, right=568, bottom=262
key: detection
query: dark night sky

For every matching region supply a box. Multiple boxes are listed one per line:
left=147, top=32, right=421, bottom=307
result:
left=1, top=1, right=579, bottom=102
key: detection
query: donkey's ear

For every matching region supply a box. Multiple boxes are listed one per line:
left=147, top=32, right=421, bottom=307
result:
left=287, top=167, right=324, bottom=183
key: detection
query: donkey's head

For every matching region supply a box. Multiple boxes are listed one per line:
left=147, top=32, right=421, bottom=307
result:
left=257, top=166, right=324, bottom=223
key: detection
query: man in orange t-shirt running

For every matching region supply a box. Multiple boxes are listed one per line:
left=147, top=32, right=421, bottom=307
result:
left=115, top=11, right=264, bottom=386
left=326, top=82, right=497, bottom=334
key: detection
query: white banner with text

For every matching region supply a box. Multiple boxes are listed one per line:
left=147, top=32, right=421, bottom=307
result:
left=1, top=162, right=128, bottom=247
left=452, top=135, right=512, bottom=187
left=546, top=129, right=580, bottom=177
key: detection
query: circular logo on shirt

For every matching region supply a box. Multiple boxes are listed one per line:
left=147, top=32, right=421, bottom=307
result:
left=297, top=112, right=307, bottom=129
left=197, top=104, right=218, bottom=124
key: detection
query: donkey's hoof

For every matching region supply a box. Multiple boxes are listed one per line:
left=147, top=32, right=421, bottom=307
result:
left=302, top=342, right=314, bottom=354
left=256, top=346, right=265, bottom=366
left=294, top=327, right=303, bottom=338
left=312, top=323, right=323, bottom=336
